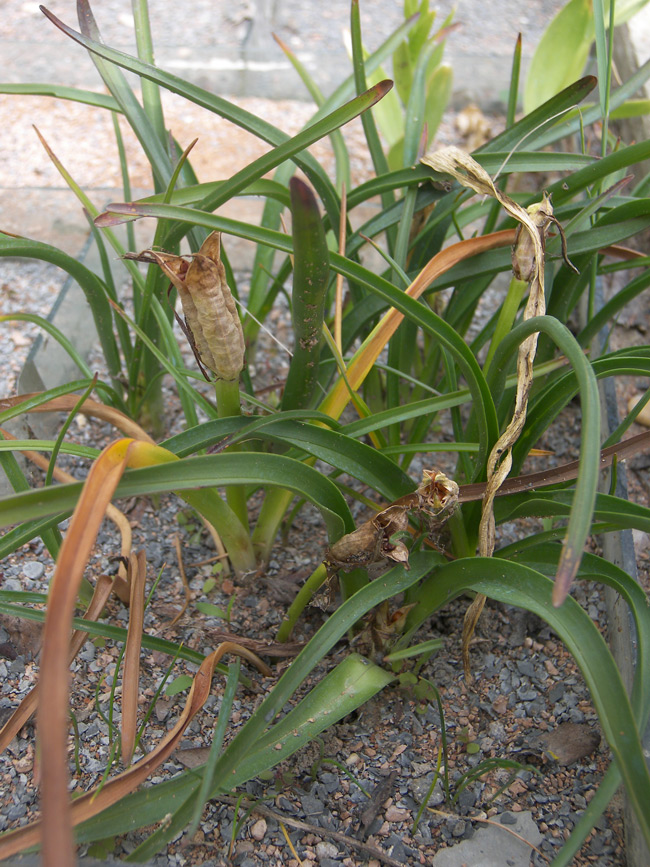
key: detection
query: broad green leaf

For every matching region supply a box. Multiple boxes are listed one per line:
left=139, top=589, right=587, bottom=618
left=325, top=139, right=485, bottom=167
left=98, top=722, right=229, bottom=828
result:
left=69, top=555, right=441, bottom=842
left=481, top=76, right=597, bottom=155
left=0, top=452, right=354, bottom=543
left=400, top=555, right=650, bottom=850
left=161, top=414, right=415, bottom=502
left=485, top=314, right=601, bottom=600
left=88, top=198, right=500, bottom=475
left=610, top=98, right=650, bottom=119
left=0, top=83, right=120, bottom=111
left=229, top=654, right=393, bottom=785
left=524, top=0, right=594, bottom=113
left=76, top=0, right=173, bottom=192
left=494, top=490, right=650, bottom=533
left=424, top=63, right=452, bottom=146
left=41, top=6, right=390, bottom=234
left=0, top=597, right=208, bottom=667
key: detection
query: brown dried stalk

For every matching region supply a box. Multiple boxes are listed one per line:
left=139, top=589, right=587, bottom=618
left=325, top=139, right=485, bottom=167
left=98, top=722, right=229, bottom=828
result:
left=121, top=550, right=147, bottom=765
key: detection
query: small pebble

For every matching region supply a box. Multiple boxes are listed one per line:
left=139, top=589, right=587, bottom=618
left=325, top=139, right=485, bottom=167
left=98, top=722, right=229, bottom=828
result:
left=250, top=818, right=267, bottom=841
left=315, top=841, right=338, bottom=859
left=451, top=819, right=466, bottom=837
left=385, top=805, right=410, bottom=822
left=22, top=561, right=44, bottom=580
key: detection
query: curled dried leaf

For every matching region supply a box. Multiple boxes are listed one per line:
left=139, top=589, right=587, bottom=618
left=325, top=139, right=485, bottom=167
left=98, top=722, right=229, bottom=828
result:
left=511, top=193, right=554, bottom=283
left=421, top=146, right=547, bottom=295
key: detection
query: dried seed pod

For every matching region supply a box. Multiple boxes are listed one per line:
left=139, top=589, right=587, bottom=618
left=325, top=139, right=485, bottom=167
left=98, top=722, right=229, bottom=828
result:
left=373, top=503, right=411, bottom=568
left=325, top=520, right=383, bottom=572
left=124, top=233, right=245, bottom=381
left=326, top=503, right=413, bottom=575
left=511, top=193, right=554, bottom=283
left=325, top=470, right=460, bottom=577
left=181, top=233, right=244, bottom=381
left=373, top=503, right=410, bottom=536
left=416, top=468, right=459, bottom=521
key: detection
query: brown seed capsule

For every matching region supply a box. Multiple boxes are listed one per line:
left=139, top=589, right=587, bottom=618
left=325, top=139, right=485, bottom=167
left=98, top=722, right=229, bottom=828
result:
left=125, top=233, right=245, bottom=381
left=326, top=520, right=383, bottom=572
left=511, top=193, right=554, bottom=283
left=416, top=468, right=459, bottom=520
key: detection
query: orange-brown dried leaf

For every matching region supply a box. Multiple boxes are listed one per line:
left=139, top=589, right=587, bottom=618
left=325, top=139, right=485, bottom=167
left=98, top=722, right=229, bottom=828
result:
left=121, top=550, right=147, bottom=766
left=36, top=439, right=134, bottom=867
left=0, top=394, right=155, bottom=443
left=0, top=642, right=270, bottom=861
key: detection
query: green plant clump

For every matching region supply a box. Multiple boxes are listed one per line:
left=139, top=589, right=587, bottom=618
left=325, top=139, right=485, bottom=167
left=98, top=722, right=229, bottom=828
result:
left=1, top=1, right=650, bottom=865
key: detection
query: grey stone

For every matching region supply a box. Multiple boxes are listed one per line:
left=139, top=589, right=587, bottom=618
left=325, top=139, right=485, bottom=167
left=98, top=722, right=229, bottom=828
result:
left=457, top=788, right=477, bottom=810
left=6, top=803, right=26, bottom=820
left=500, top=811, right=518, bottom=825
left=526, top=697, right=546, bottom=716
left=516, top=659, right=535, bottom=678
left=79, top=643, right=96, bottom=662
left=451, top=819, right=466, bottom=837
left=432, top=811, right=543, bottom=866
left=386, top=833, right=409, bottom=861
left=410, top=773, right=445, bottom=805
left=22, top=561, right=44, bottom=580
left=590, top=833, right=606, bottom=854
left=319, top=772, right=340, bottom=793
left=301, top=791, right=326, bottom=824
left=315, top=841, right=338, bottom=859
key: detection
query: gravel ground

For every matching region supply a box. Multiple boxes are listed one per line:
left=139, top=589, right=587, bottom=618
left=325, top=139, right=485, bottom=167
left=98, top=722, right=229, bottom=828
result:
left=0, top=442, right=630, bottom=865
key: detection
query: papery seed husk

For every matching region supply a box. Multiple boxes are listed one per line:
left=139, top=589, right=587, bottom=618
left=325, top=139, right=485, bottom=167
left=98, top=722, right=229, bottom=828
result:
left=181, top=233, right=245, bottom=381
left=129, top=234, right=245, bottom=381
left=511, top=194, right=554, bottom=283
left=417, top=468, right=459, bottom=516
left=326, top=521, right=382, bottom=570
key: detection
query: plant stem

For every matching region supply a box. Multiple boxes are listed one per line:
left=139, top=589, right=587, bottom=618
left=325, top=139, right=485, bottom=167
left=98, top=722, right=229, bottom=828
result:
left=251, top=486, right=295, bottom=566
left=276, top=563, right=328, bottom=642
left=183, top=488, right=256, bottom=575
left=214, top=379, right=249, bottom=534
